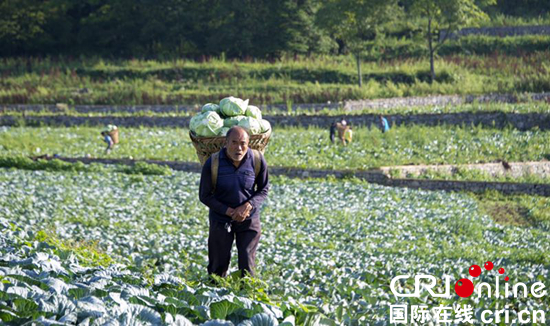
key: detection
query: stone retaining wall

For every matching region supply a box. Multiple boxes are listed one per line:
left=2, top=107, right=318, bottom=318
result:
left=0, top=102, right=341, bottom=114
left=385, top=178, right=550, bottom=196
left=52, top=156, right=550, bottom=196
left=379, top=161, right=550, bottom=178
left=3, top=92, right=550, bottom=114
left=343, top=93, right=550, bottom=111
left=268, top=112, right=550, bottom=130
left=2, top=111, right=549, bottom=130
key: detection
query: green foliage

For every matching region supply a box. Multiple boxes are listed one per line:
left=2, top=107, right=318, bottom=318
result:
left=315, top=0, right=400, bottom=86
left=316, top=0, right=399, bottom=55
left=34, top=230, right=114, bottom=267
left=119, top=161, right=172, bottom=176
left=3, top=100, right=550, bottom=117
left=0, top=155, right=171, bottom=176
left=1, top=49, right=549, bottom=105
left=2, top=125, right=549, bottom=171
left=0, top=0, right=330, bottom=58
left=408, top=0, right=495, bottom=81
left=473, top=191, right=550, bottom=229
left=1, top=0, right=549, bottom=59
left=0, top=156, right=95, bottom=172
left=439, top=34, right=550, bottom=56
left=0, top=0, right=48, bottom=49
left=486, top=0, right=550, bottom=17
left=1, top=170, right=550, bottom=323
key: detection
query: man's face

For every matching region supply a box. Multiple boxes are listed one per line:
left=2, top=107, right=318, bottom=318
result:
left=226, top=129, right=249, bottom=162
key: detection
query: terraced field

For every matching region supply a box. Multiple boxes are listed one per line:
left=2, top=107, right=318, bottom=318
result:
left=1, top=125, right=549, bottom=170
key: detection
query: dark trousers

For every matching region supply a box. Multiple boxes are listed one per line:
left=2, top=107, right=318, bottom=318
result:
left=207, top=217, right=261, bottom=277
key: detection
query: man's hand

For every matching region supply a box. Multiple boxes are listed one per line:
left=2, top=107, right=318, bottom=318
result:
left=226, top=207, right=236, bottom=218
left=232, top=202, right=253, bottom=222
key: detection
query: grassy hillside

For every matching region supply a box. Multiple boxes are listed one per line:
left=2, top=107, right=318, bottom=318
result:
left=1, top=39, right=549, bottom=106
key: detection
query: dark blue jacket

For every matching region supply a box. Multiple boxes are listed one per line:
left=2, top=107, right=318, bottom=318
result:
left=199, top=148, right=269, bottom=223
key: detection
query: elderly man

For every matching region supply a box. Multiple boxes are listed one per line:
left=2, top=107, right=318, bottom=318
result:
left=199, top=126, right=269, bottom=278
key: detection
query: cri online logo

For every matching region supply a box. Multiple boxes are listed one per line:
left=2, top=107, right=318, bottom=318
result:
left=455, top=261, right=504, bottom=297
left=390, top=261, right=547, bottom=299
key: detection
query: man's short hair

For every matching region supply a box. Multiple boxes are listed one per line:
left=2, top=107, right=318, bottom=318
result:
left=226, top=126, right=250, bottom=140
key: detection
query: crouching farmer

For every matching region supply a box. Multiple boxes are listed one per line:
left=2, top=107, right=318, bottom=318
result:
left=101, top=125, right=118, bottom=154
left=332, top=119, right=352, bottom=146
left=199, top=126, right=270, bottom=278
left=101, top=131, right=114, bottom=154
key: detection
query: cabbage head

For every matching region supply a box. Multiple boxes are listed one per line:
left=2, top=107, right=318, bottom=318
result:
left=104, top=124, right=118, bottom=132
left=191, top=111, right=223, bottom=137
left=201, top=103, right=220, bottom=114
left=259, top=119, right=271, bottom=133
left=220, top=97, right=249, bottom=117
left=245, top=105, right=262, bottom=120
left=223, top=115, right=248, bottom=128
left=189, top=113, right=205, bottom=132
left=238, top=117, right=262, bottom=135
left=218, top=127, right=230, bottom=136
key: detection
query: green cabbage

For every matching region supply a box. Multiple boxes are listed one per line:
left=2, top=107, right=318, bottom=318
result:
left=191, top=111, right=223, bottom=137
left=220, top=97, right=249, bottom=117
left=218, top=127, right=230, bottom=136
left=245, top=105, right=262, bottom=120
left=189, top=113, right=205, bottom=132
left=249, top=313, right=279, bottom=326
left=223, top=115, right=247, bottom=128
left=259, top=119, right=271, bottom=133
left=238, top=117, right=262, bottom=135
left=201, top=103, right=220, bottom=114
left=103, top=124, right=118, bottom=133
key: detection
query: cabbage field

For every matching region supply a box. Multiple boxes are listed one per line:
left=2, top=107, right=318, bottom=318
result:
left=1, top=169, right=549, bottom=325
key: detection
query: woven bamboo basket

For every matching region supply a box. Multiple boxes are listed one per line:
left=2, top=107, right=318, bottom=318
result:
left=108, top=129, right=119, bottom=144
left=189, top=129, right=271, bottom=165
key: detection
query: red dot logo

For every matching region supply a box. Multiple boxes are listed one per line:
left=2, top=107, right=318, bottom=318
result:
left=499, top=268, right=505, bottom=274
left=505, top=276, right=509, bottom=281
left=469, top=265, right=481, bottom=277
left=484, top=261, right=494, bottom=270
left=455, top=278, right=474, bottom=298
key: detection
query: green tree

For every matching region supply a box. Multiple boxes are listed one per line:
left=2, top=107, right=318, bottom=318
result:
left=409, top=0, right=494, bottom=83
left=487, top=0, right=550, bottom=17
left=284, top=0, right=337, bottom=56
left=316, top=0, right=399, bottom=87
left=0, top=0, right=334, bottom=58
left=203, top=0, right=326, bottom=59
left=0, top=0, right=47, bottom=55
left=77, top=0, right=147, bottom=56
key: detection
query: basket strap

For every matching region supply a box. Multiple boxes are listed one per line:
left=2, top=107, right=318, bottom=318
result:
left=252, top=149, right=261, bottom=179
left=211, top=151, right=220, bottom=192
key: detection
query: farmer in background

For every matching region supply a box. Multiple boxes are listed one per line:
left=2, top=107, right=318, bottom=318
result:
left=199, top=126, right=270, bottom=278
left=379, top=115, right=390, bottom=133
left=101, top=124, right=118, bottom=154
left=101, top=131, right=114, bottom=154
left=333, top=119, right=352, bottom=146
